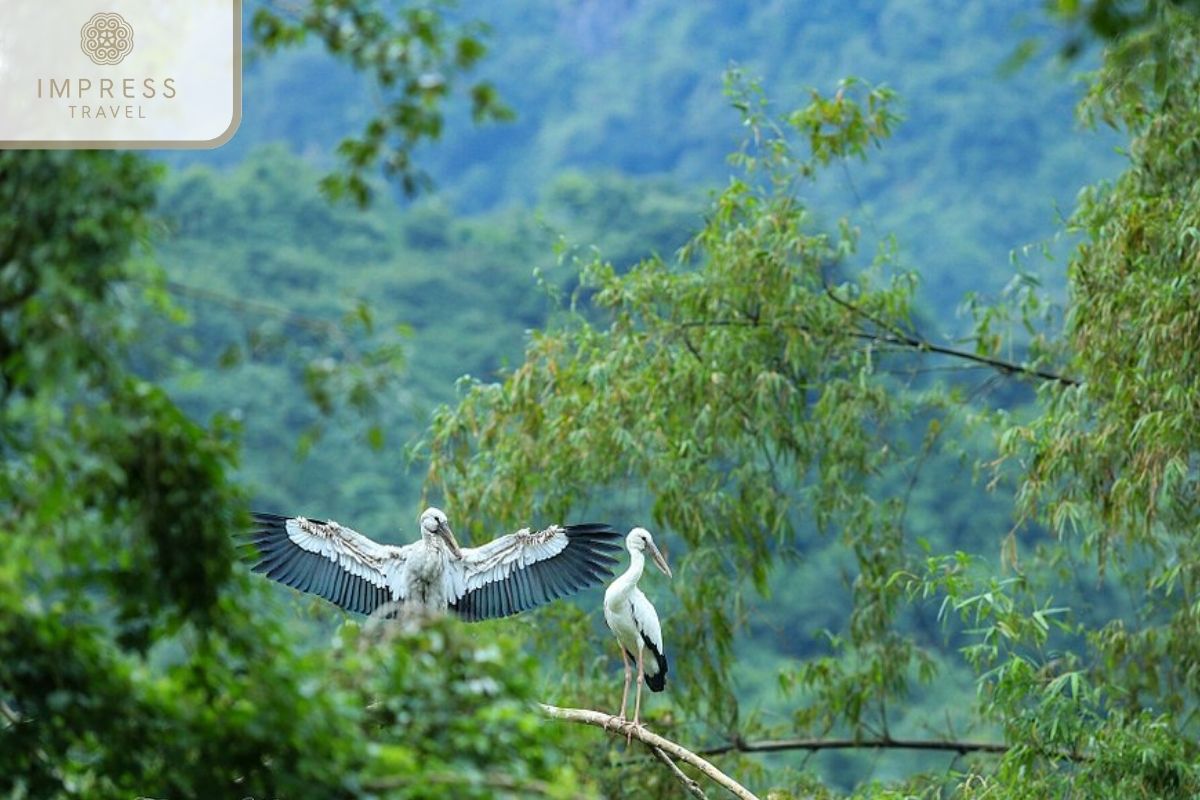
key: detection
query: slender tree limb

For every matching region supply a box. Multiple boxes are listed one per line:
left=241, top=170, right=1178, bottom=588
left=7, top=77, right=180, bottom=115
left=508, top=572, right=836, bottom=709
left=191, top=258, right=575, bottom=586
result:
left=677, top=317, right=1080, bottom=387
left=819, top=280, right=1074, bottom=386
left=649, top=744, right=708, bottom=799
left=698, top=734, right=1092, bottom=763
left=697, top=735, right=1008, bottom=757
left=539, top=704, right=760, bottom=800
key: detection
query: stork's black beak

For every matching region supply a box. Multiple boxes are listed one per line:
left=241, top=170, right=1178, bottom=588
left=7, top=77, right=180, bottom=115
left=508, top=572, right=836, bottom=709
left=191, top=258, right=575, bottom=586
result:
left=438, top=521, right=463, bottom=558
left=648, top=540, right=672, bottom=578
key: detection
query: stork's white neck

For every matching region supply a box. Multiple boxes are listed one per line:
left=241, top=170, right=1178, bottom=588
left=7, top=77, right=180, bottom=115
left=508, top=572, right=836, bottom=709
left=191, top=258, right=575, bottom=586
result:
left=606, top=546, right=645, bottom=605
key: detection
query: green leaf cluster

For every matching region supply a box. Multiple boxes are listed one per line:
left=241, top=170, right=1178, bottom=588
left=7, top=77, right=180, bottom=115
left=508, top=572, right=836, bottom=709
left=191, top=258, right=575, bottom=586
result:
left=0, top=150, right=588, bottom=799
left=252, top=0, right=511, bottom=205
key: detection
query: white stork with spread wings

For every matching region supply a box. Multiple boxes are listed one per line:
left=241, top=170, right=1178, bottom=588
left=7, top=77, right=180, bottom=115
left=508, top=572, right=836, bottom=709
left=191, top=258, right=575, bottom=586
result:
left=603, top=527, right=672, bottom=730
left=244, top=506, right=623, bottom=621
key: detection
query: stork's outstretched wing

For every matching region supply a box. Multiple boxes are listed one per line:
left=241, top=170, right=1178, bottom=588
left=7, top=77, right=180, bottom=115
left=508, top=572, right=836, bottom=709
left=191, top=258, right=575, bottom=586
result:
left=445, top=523, right=623, bottom=621
left=243, top=512, right=409, bottom=614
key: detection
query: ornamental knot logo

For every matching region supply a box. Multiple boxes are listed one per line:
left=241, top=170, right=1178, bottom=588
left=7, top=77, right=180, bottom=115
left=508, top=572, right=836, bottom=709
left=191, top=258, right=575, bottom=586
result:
left=80, top=12, right=134, bottom=66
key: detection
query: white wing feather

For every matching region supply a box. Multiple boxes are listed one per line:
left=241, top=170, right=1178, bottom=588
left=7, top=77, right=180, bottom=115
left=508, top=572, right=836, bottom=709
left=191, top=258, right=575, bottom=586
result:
left=248, top=513, right=414, bottom=611
left=447, top=526, right=570, bottom=597
left=443, top=523, right=622, bottom=621
left=630, top=588, right=664, bottom=654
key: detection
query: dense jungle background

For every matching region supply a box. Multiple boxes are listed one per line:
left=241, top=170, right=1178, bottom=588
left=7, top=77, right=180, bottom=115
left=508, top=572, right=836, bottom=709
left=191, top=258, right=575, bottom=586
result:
left=7, top=0, right=1200, bottom=797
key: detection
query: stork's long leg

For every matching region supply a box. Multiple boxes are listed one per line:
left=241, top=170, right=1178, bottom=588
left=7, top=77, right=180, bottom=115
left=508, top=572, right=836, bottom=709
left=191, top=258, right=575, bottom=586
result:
left=632, top=645, right=646, bottom=732
left=608, top=647, right=632, bottom=731
left=620, top=648, right=633, bottom=720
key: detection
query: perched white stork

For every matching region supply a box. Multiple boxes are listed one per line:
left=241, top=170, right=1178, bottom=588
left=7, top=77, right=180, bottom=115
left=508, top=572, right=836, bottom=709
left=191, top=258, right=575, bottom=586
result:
left=244, top=506, right=623, bottom=621
left=603, top=527, right=672, bottom=730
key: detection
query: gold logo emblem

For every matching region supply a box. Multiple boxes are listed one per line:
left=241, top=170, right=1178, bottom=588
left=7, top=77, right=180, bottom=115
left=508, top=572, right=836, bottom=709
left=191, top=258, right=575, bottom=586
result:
left=80, top=12, right=134, bottom=66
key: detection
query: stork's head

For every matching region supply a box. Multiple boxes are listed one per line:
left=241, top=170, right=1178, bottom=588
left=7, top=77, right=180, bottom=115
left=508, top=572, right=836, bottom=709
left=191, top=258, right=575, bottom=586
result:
left=419, top=506, right=462, bottom=558
left=627, top=527, right=672, bottom=578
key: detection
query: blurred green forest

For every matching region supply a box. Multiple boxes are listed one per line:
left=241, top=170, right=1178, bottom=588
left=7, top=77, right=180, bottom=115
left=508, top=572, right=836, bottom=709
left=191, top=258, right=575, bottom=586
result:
left=153, top=150, right=703, bottom=519
left=150, top=0, right=1123, bottom=789
left=169, top=0, right=1123, bottom=309
left=196, top=0, right=1123, bottom=301
left=12, top=0, right=1200, bottom=797
left=158, top=0, right=1122, bottom=522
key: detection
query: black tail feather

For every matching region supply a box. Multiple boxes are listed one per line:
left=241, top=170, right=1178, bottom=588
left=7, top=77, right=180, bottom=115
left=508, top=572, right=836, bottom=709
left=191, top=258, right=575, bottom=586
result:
left=631, top=634, right=668, bottom=693
left=645, top=649, right=668, bottom=692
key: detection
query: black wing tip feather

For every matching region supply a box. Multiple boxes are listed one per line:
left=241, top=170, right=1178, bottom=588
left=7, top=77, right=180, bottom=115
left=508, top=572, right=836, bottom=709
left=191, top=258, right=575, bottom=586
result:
left=637, top=634, right=669, bottom=692
left=240, top=510, right=386, bottom=616
left=449, top=522, right=623, bottom=623
left=249, top=510, right=329, bottom=526
left=622, top=644, right=667, bottom=692
left=562, top=522, right=618, bottom=533
left=562, top=522, right=622, bottom=541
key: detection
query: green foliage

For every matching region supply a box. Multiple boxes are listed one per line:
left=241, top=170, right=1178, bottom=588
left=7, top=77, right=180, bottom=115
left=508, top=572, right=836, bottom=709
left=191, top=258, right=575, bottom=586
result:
left=344, top=622, right=592, bottom=799
left=148, top=145, right=709, bottom=526
left=425, top=79, right=942, bottom=742
left=988, top=14, right=1200, bottom=783
left=0, top=150, right=587, bottom=799
left=0, top=151, right=157, bottom=391
left=1015, top=14, right=1200, bottom=551
left=214, top=0, right=1126, bottom=316
left=422, top=17, right=1200, bottom=795
left=11, top=2, right=1200, bottom=798
left=251, top=0, right=512, bottom=205
left=1045, top=0, right=1200, bottom=58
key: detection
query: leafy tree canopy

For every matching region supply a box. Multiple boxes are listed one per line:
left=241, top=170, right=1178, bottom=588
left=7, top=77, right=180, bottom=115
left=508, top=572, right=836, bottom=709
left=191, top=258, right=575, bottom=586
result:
left=425, top=8, right=1200, bottom=796
left=7, top=1, right=1200, bottom=798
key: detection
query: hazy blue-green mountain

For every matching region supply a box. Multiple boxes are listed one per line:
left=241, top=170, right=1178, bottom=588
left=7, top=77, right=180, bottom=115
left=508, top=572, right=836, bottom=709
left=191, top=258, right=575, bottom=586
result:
left=154, top=0, right=1122, bottom=647
left=150, top=2, right=1125, bottom=785
left=174, top=0, right=1121, bottom=310
left=152, top=0, right=1124, bottom=584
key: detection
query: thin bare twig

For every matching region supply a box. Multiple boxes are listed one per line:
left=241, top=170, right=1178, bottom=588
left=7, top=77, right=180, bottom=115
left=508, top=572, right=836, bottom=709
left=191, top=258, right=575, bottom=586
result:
left=649, top=744, right=708, bottom=799
left=825, top=283, right=1076, bottom=386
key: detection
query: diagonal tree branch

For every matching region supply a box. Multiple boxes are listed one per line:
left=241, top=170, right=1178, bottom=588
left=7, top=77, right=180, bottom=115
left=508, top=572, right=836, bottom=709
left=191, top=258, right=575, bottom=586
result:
left=539, top=704, right=760, bottom=800
left=821, top=281, right=1079, bottom=386
left=677, top=317, right=1079, bottom=386
left=695, top=733, right=1089, bottom=763
left=649, top=744, right=708, bottom=799
left=697, top=734, right=1010, bottom=758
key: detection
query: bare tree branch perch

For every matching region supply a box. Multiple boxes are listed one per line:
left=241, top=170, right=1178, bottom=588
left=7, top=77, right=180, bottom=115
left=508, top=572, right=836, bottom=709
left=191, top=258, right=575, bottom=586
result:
left=539, top=704, right=760, bottom=800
